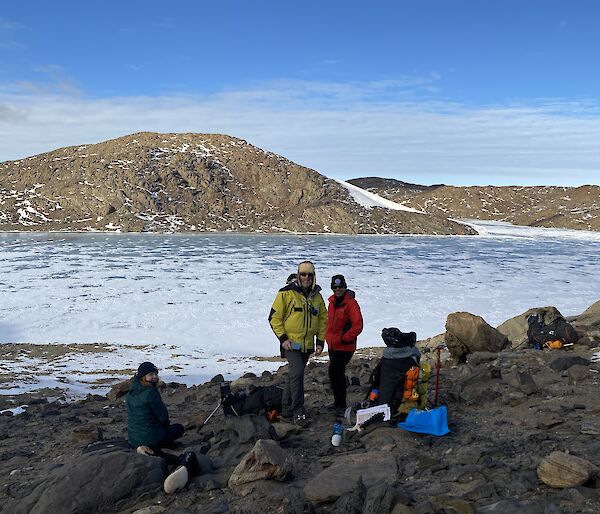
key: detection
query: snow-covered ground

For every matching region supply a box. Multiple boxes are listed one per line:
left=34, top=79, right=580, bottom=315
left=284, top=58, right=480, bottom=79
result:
left=1, top=220, right=599, bottom=397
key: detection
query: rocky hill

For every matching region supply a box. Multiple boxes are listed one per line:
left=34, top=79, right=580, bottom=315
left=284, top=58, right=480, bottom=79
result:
left=0, top=133, right=472, bottom=235
left=349, top=177, right=600, bottom=231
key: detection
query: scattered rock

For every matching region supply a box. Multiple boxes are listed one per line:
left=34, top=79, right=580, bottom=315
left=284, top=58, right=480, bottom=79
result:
left=228, top=439, right=293, bottom=488
left=131, top=506, right=165, bottom=514
left=71, top=424, right=103, bottom=444
left=537, top=451, right=596, bottom=488
left=503, top=371, right=538, bottom=395
left=304, top=451, right=398, bottom=503
left=465, top=351, right=499, bottom=366
left=273, top=422, right=299, bottom=440
left=581, top=421, right=600, bottom=435
left=567, top=364, right=589, bottom=383
left=224, top=414, right=275, bottom=444
left=536, top=414, right=564, bottom=430
left=549, top=356, right=590, bottom=372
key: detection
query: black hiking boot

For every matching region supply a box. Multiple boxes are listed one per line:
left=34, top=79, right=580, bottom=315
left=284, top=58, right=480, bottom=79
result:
left=281, top=405, right=292, bottom=420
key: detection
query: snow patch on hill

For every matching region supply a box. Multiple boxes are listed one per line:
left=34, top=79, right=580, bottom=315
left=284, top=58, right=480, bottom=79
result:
left=337, top=180, right=424, bottom=213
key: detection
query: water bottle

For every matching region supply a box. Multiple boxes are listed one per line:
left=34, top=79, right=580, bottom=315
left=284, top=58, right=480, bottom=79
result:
left=331, top=421, right=343, bottom=447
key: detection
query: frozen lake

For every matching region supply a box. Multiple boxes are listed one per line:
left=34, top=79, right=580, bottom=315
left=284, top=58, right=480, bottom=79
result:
left=1, top=220, right=600, bottom=396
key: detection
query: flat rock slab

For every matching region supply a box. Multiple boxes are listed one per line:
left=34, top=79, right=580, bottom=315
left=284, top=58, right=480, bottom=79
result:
left=503, top=370, right=539, bottom=395
left=304, top=451, right=398, bottom=503
left=537, top=451, right=596, bottom=489
left=580, top=421, right=600, bottom=435
left=536, top=414, right=564, bottom=430
left=550, top=356, right=590, bottom=372
left=8, top=448, right=165, bottom=514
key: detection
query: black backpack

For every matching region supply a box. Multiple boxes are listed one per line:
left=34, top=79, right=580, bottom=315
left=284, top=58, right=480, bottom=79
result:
left=527, top=315, right=578, bottom=346
left=223, top=385, right=283, bottom=416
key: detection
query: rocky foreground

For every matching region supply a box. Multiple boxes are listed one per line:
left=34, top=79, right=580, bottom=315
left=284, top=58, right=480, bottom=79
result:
left=1, top=300, right=600, bottom=514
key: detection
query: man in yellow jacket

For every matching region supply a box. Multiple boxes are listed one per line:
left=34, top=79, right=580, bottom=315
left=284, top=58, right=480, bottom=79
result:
left=269, top=260, right=327, bottom=426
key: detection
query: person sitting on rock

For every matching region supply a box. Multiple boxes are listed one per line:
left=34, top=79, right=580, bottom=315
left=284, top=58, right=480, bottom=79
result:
left=126, top=361, right=199, bottom=493
left=126, top=361, right=184, bottom=451
left=269, top=260, right=327, bottom=427
left=325, top=274, right=363, bottom=417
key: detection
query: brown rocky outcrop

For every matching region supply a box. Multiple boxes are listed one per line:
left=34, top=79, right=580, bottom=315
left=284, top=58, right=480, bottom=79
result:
left=573, top=299, right=600, bottom=333
left=0, top=133, right=472, bottom=235
left=350, top=177, right=600, bottom=232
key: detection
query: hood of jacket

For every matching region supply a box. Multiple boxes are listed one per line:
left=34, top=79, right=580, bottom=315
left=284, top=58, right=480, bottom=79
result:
left=382, top=346, right=421, bottom=361
left=286, top=278, right=322, bottom=298
left=128, top=375, right=155, bottom=397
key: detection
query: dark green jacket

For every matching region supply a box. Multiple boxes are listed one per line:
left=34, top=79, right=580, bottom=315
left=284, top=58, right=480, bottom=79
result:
left=126, top=376, right=169, bottom=448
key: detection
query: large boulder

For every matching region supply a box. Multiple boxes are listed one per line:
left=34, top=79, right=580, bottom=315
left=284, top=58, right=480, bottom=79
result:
left=573, top=299, right=600, bottom=332
left=228, top=439, right=293, bottom=488
left=304, top=451, right=398, bottom=503
left=9, top=448, right=165, bottom=514
left=106, top=379, right=132, bottom=401
left=496, top=306, right=564, bottom=348
left=445, top=312, right=509, bottom=362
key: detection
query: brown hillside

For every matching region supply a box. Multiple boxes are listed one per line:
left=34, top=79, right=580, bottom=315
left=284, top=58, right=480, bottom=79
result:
left=350, top=177, right=600, bottom=231
left=0, top=133, right=473, bottom=235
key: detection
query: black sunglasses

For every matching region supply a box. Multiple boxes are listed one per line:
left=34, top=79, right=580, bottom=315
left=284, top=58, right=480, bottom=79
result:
left=299, top=272, right=314, bottom=277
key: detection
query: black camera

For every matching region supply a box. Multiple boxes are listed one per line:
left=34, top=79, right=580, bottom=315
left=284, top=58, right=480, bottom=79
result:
left=219, top=381, right=231, bottom=400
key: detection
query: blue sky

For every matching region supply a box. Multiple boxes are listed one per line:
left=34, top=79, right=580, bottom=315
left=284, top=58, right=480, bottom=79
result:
left=1, top=1, right=599, bottom=186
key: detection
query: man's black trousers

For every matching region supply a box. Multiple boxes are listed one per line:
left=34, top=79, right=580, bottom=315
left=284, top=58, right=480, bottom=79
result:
left=328, top=350, right=354, bottom=408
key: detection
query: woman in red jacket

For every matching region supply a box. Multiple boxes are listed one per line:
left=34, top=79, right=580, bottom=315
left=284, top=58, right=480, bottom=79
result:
left=326, top=274, right=364, bottom=416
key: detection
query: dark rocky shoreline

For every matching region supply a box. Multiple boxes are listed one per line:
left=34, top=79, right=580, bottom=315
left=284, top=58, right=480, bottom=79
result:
left=1, top=301, right=600, bottom=514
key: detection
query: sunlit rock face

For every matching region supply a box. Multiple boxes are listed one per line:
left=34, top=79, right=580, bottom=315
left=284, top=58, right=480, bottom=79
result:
left=350, top=177, right=600, bottom=232
left=0, top=132, right=472, bottom=235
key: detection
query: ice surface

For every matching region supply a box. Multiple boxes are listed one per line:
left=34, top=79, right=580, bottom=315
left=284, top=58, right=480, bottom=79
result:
left=1, top=220, right=599, bottom=396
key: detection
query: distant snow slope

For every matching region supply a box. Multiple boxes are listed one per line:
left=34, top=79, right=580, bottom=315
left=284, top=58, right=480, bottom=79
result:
left=336, top=180, right=424, bottom=213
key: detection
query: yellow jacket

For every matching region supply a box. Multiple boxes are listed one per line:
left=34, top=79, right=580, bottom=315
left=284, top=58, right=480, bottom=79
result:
left=269, top=282, right=327, bottom=354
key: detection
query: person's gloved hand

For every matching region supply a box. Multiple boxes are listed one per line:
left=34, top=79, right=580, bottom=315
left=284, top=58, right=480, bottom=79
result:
left=591, top=351, right=600, bottom=363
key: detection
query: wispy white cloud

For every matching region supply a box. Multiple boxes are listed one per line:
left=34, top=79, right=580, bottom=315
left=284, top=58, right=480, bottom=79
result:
left=1, top=78, right=599, bottom=186
left=0, top=17, right=22, bottom=31
left=0, top=16, right=25, bottom=49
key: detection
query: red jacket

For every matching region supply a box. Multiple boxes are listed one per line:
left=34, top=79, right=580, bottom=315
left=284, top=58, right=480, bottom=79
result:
left=325, top=290, right=364, bottom=352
